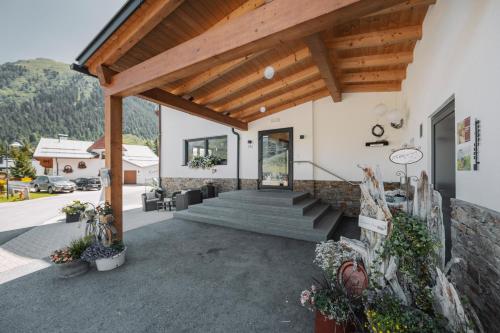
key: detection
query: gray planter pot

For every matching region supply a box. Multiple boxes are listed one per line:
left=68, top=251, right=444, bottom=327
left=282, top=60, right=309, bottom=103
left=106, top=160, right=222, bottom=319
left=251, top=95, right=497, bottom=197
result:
left=55, top=260, right=89, bottom=278
left=65, top=212, right=81, bottom=223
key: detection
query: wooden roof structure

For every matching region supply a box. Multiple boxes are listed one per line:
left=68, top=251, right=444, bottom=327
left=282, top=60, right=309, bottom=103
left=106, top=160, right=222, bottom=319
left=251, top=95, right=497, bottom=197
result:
left=74, top=0, right=434, bottom=130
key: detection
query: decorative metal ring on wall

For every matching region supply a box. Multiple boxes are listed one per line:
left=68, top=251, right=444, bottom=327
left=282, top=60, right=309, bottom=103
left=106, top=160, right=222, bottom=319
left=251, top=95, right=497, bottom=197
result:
left=63, top=165, right=73, bottom=173
left=371, top=124, right=385, bottom=137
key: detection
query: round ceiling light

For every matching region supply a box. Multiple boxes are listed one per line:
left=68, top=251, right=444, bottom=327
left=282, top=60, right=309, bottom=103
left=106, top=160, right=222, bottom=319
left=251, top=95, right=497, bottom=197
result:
left=264, top=66, right=275, bottom=80
left=260, top=106, right=266, bottom=113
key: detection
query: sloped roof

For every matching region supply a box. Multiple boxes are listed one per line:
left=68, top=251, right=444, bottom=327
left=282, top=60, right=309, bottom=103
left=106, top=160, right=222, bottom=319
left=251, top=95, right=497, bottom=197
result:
left=34, top=138, right=96, bottom=159
left=88, top=136, right=105, bottom=150
left=122, top=144, right=158, bottom=168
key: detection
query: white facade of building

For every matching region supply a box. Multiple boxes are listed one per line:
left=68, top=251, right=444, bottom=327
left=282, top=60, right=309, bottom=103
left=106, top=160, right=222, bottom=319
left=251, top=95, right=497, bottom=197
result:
left=161, top=0, right=500, bottom=213
left=33, top=137, right=159, bottom=185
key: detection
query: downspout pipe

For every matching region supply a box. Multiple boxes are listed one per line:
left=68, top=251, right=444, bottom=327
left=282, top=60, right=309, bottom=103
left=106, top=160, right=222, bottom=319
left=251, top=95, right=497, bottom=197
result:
left=157, top=104, right=162, bottom=188
left=231, top=128, right=240, bottom=190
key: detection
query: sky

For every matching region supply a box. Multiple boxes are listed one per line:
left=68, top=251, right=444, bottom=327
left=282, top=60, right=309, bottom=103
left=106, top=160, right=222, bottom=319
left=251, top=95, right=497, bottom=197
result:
left=0, top=0, right=126, bottom=65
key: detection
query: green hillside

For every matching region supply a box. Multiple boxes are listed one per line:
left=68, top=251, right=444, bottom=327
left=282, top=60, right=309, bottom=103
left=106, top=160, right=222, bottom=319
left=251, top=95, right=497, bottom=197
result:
left=0, top=58, right=158, bottom=147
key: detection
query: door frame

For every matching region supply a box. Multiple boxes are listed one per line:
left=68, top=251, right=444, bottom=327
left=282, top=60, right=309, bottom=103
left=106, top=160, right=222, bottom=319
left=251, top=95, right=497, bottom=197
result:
left=258, top=127, right=293, bottom=190
left=431, top=97, right=455, bottom=186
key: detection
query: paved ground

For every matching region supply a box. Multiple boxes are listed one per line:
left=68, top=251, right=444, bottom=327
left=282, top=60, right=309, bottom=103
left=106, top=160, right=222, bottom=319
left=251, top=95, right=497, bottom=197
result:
left=0, top=219, right=319, bottom=333
left=0, top=185, right=148, bottom=232
left=0, top=208, right=172, bottom=284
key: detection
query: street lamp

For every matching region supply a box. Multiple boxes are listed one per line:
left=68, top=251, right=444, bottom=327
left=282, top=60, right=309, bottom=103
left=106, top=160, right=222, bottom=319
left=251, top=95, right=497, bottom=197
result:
left=5, top=141, right=23, bottom=200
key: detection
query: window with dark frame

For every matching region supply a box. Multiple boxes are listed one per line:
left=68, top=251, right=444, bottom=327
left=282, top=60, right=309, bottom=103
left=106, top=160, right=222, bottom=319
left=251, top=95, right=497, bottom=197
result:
left=184, top=136, right=227, bottom=165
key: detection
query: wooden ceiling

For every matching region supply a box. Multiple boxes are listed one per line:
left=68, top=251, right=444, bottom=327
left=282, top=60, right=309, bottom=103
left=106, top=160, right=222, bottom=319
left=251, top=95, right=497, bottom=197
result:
left=83, top=0, right=434, bottom=128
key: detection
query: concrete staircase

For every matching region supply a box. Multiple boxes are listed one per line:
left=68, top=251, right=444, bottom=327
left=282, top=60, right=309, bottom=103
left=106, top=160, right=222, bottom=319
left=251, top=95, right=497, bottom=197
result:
left=173, top=190, right=343, bottom=242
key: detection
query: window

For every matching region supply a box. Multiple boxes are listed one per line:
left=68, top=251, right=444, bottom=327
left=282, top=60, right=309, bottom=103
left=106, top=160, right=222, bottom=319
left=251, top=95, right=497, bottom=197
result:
left=184, top=136, right=227, bottom=165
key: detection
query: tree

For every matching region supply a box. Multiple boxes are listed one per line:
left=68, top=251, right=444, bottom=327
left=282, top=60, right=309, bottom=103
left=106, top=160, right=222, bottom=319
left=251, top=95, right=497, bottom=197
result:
left=10, top=150, right=36, bottom=179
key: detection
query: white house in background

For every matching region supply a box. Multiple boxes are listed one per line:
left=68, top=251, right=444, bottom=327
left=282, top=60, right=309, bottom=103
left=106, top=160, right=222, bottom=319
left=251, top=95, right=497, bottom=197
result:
left=33, top=135, right=158, bottom=185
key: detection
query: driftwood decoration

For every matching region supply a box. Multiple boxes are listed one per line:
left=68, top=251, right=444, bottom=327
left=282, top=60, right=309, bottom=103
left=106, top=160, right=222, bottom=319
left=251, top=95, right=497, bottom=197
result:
left=413, top=171, right=445, bottom=269
left=433, top=267, right=474, bottom=333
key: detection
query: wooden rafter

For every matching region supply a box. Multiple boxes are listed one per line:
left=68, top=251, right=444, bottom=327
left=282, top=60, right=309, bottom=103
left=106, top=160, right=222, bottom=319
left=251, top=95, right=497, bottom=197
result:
left=195, top=47, right=311, bottom=105
left=342, top=82, right=401, bottom=92
left=243, top=89, right=330, bottom=123
left=342, top=70, right=406, bottom=83
left=305, top=33, right=341, bottom=102
left=87, top=0, right=185, bottom=73
left=139, top=89, right=248, bottom=130
left=211, top=0, right=267, bottom=29
left=96, top=64, right=115, bottom=85
left=214, top=66, right=319, bottom=113
left=337, top=51, right=413, bottom=69
left=105, top=0, right=409, bottom=96
left=169, top=50, right=267, bottom=96
left=363, top=0, right=435, bottom=17
left=232, top=78, right=325, bottom=119
left=327, top=25, right=422, bottom=50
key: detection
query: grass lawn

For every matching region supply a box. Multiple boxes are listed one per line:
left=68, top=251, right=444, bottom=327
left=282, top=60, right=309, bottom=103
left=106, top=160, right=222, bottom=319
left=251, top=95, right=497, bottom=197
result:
left=0, top=192, right=58, bottom=203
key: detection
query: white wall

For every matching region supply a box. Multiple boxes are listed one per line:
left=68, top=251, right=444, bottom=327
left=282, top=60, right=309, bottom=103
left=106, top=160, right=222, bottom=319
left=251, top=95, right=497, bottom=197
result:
left=161, top=91, right=405, bottom=183
left=402, top=0, right=500, bottom=211
left=52, top=158, right=103, bottom=179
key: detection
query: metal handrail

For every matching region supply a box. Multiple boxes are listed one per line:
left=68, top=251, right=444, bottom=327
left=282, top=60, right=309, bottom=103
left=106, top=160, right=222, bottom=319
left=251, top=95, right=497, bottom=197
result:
left=294, top=160, right=355, bottom=185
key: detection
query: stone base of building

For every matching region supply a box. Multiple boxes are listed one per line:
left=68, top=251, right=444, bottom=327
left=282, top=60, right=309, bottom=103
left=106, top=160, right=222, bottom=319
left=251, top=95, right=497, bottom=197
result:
left=450, top=199, right=500, bottom=332
left=161, top=177, right=399, bottom=217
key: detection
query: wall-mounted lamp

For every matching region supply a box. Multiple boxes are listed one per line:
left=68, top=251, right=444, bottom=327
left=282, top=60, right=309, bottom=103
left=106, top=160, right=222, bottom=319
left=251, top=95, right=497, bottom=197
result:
left=386, top=109, right=404, bottom=129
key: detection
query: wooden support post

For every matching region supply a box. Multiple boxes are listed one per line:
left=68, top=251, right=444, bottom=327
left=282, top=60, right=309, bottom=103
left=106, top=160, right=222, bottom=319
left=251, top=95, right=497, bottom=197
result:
left=104, top=95, right=123, bottom=240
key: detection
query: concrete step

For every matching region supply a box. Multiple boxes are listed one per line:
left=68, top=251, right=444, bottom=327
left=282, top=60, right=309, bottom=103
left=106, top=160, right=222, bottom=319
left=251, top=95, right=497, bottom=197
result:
left=203, top=197, right=321, bottom=216
left=174, top=205, right=342, bottom=242
left=174, top=210, right=337, bottom=242
left=187, top=202, right=330, bottom=229
left=218, top=190, right=309, bottom=207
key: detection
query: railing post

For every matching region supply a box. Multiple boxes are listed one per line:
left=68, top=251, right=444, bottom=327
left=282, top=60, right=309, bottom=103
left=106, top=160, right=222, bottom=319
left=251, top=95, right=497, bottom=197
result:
left=104, top=94, right=123, bottom=240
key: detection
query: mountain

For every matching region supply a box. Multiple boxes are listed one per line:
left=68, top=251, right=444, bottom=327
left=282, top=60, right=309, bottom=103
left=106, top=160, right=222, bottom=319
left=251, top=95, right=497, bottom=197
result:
left=0, top=58, right=158, bottom=148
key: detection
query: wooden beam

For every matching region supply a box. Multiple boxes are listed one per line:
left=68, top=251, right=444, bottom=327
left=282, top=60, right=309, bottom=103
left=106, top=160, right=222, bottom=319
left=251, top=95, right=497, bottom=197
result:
left=341, top=69, right=406, bottom=83
left=195, top=47, right=311, bottom=105
left=88, top=0, right=185, bottom=73
left=211, top=0, right=267, bottom=29
left=305, top=33, right=342, bottom=102
left=139, top=89, right=247, bottom=130
left=169, top=50, right=266, bottom=96
left=168, top=0, right=269, bottom=95
left=243, top=89, right=330, bottom=122
left=363, top=0, right=435, bottom=17
left=214, top=66, right=319, bottom=113
left=337, top=51, right=413, bottom=69
left=105, top=0, right=408, bottom=96
left=328, top=25, right=422, bottom=50
left=232, top=78, right=325, bottom=119
left=342, top=82, right=401, bottom=92
left=104, top=95, right=123, bottom=240
left=96, top=64, right=115, bottom=85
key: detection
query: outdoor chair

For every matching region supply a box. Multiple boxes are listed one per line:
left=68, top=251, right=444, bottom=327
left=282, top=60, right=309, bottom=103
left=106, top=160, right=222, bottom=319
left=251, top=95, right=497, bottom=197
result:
left=141, top=192, right=159, bottom=212
left=175, top=189, right=202, bottom=211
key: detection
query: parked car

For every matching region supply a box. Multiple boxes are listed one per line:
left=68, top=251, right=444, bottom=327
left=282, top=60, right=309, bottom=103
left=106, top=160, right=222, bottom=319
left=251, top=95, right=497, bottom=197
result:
left=74, top=178, right=101, bottom=191
left=31, top=176, right=77, bottom=193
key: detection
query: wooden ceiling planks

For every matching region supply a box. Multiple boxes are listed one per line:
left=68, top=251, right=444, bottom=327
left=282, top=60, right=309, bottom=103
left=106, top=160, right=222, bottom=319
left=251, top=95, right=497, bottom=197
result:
left=84, top=0, right=434, bottom=127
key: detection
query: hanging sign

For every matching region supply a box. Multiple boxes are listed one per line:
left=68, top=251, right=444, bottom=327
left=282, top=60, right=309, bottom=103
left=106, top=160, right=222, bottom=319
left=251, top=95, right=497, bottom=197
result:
left=359, top=215, right=388, bottom=236
left=389, top=147, right=423, bottom=165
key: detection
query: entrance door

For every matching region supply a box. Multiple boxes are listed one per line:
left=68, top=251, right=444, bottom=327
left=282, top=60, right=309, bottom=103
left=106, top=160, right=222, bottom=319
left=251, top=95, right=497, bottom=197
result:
left=432, top=98, right=456, bottom=263
left=258, top=127, right=293, bottom=190
left=123, top=170, right=137, bottom=184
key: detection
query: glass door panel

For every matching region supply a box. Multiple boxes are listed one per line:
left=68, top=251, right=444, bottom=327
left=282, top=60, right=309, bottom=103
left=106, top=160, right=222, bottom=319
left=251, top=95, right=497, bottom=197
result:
left=259, top=128, right=293, bottom=189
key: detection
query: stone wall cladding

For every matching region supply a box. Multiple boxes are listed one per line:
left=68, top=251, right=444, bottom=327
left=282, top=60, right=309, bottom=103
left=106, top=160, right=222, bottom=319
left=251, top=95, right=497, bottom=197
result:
left=450, top=199, right=500, bottom=332
left=162, top=177, right=237, bottom=196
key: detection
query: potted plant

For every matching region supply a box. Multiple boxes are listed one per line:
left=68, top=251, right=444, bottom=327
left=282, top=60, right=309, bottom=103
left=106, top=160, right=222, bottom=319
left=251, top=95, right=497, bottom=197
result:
left=96, top=202, right=113, bottom=224
left=61, top=200, right=87, bottom=223
left=188, top=155, right=221, bottom=173
left=50, top=236, right=93, bottom=278
left=81, top=240, right=126, bottom=271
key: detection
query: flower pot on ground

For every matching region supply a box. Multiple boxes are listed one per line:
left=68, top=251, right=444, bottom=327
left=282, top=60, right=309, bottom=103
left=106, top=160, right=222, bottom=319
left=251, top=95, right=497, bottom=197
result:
left=61, top=200, right=87, bottom=223
left=50, top=236, right=93, bottom=278
left=81, top=241, right=126, bottom=271
left=315, top=311, right=352, bottom=333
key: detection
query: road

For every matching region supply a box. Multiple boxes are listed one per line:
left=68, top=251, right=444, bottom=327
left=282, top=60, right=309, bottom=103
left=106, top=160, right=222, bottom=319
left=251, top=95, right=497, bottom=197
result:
left=0, top=185, right=149, bottom=232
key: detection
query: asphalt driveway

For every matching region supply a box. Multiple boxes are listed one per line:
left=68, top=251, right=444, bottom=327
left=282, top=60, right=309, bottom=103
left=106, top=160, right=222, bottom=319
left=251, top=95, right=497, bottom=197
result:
left=0, top=218, right=318, bottom=333
left=0, top=185, right=148, bottom=232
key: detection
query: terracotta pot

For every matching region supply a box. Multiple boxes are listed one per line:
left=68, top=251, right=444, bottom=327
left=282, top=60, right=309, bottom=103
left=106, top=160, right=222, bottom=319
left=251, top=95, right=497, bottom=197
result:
left=315, top=312, right=351, bottom=333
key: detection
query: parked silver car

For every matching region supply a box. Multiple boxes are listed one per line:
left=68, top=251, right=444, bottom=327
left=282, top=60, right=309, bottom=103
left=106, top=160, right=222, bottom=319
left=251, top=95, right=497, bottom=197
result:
left=31, top=176, right=77, bottom=193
